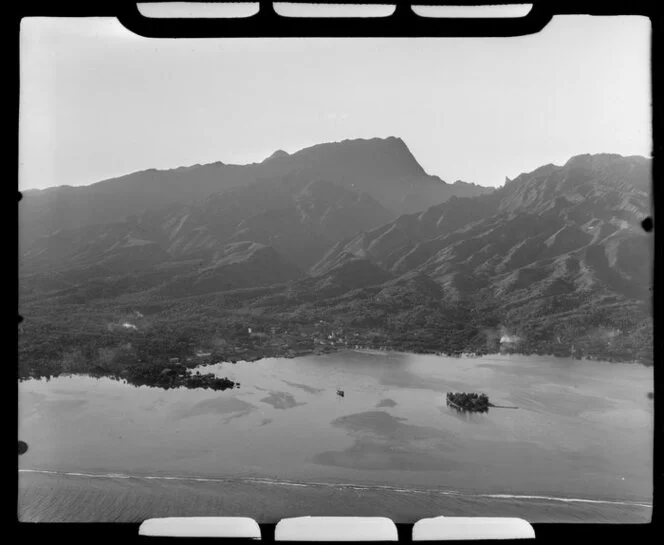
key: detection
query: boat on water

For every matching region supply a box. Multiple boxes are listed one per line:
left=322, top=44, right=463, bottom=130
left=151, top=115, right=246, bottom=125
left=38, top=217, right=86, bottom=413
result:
left=336, top=389, right=345, bottom=397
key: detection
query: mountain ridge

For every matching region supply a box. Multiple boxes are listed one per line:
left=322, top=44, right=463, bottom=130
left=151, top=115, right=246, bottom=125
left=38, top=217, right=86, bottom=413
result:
left=311, top=153, right=651, bottom=297
left=21, top=136, right=447, bottom=193
left=19, top=137, right=493, bottom=245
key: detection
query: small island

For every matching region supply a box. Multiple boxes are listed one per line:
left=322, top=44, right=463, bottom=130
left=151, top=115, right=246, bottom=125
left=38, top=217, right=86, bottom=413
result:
left=121, top=363, right=237, bottom=391
left=446, top=392, right=490, bottom=413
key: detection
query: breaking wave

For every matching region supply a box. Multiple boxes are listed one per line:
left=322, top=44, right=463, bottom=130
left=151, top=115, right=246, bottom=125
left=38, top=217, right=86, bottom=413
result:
left=19, top=469, right=651, bottom=508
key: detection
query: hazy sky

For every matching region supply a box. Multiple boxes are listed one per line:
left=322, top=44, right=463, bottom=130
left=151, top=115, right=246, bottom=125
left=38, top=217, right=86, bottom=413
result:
left=19, top=16, right=651, bottom=191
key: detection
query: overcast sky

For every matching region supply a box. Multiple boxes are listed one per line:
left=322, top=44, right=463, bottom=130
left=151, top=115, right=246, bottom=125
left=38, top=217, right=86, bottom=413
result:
left=19, top=16, right=651, bottom=191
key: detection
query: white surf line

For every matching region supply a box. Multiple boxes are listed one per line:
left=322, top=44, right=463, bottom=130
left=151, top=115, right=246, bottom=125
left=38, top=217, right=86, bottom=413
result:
left=18, top=469, right=651, bottom=507
left=312, top=483, right=458, bottom=496
left=473, top=493, right=653, bottom=508
left=20, top=469, right=234, bottom=484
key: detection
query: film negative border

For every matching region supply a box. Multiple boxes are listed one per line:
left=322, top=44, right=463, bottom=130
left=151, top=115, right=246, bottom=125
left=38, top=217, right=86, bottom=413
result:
left=11, top=1, right=661, bottom=544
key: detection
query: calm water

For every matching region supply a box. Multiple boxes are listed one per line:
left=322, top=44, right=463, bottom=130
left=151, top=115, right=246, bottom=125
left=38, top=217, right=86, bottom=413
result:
left=19, top=351, right=654, bottom=513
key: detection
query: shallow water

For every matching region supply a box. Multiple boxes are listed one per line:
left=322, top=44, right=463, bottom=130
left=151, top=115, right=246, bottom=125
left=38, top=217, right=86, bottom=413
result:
left=18, top=351, right=654, bottom=520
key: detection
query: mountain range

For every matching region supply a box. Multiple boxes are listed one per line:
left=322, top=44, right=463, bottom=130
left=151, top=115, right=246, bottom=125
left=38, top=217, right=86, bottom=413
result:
left=19, top=138, right=653, bottom=375
left=19, top=136, right=489, bottom=247
left=313, top=153, right=652, bottom=302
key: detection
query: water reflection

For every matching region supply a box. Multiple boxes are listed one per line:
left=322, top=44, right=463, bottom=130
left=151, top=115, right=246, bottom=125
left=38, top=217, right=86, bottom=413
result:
left=282, top=380, right=324, bottom=394
left=313, top=410, right=460, bottom=471
left=437, top=404, right=488, bottom=424
left=172, top=397, right=255, bottom=419
left=260, top=391, right=306, bottom=410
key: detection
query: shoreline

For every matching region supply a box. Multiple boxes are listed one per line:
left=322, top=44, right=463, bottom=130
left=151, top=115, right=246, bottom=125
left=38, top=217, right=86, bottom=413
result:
left=18, top=469, right=652, bottom=523
left=18, top=348, right=653, bottom=390
left=197, top=348, right=655, bottom=374
left=19, top=337, right=652, bottom=388
left=346, top=347, right=649, bottom=366
left=18, top=468, right=652, bottom=507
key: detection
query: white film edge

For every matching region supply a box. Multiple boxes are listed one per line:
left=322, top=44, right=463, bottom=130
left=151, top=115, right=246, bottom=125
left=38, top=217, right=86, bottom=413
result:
left=413, top=517, right=535, bottom=541
left=275, top=517, right=399, bottom=541
left=137, top=515, right=535, bottom=540
left=138, top=516, right=261, bottom=539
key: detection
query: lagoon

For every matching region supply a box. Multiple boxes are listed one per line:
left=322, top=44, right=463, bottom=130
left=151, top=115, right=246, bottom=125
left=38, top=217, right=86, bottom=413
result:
left=18, top=351, right=653, bottom=522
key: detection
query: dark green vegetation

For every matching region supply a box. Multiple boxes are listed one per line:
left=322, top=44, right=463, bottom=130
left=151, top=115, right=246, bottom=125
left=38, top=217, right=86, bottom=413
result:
left=18, top=277, right=651, bottom=387
left=446, top=392, right=490, bottom=413
left=19, top=142, right=653, bottom=387
left=18, top=325, right=237, bottom=390
left=122, top=363, right=236, bottom=391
